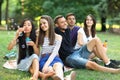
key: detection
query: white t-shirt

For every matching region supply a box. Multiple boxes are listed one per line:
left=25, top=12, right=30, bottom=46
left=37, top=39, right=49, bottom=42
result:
left=74, top=28, right=92, bottom=49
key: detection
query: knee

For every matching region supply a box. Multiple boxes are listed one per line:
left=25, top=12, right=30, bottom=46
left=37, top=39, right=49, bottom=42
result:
left=92, top=38, right=100, bottom=44
left=53, top=62, right=63, bottom=68
left=32, top=54, right=39, bottom=60
left=33, top=58, right=38, bottom=62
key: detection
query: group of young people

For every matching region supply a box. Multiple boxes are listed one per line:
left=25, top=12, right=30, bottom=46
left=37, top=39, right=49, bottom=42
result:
left=7, top=13, right=120, bottom=80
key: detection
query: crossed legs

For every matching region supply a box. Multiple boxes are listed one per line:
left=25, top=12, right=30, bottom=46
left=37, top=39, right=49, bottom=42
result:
left=29, top=58, right=54, bottom=80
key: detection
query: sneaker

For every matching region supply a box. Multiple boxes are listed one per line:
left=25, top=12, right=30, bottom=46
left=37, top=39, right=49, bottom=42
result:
left=104, top=62, right=120, bottom=69
left=110, top=59, right=120, bottom=66
left=91, top=58, right=103, bottom=65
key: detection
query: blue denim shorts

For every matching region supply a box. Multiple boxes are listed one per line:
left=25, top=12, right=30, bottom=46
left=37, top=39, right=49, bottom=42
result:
left=39, top=54, right=63, bottom=71
left=66, top=45, right=91, bottom=68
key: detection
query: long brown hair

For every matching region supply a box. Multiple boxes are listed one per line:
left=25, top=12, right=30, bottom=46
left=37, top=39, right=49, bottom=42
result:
left=38, top=15, right=55, bottom=46
left=84, top=14, right=96, bottom=38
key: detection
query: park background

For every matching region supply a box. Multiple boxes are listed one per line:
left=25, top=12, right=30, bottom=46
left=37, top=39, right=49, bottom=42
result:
left=0, top=0, right=120, bottom=80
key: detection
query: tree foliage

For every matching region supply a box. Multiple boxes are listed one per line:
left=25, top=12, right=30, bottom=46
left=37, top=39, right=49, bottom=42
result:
left=0, top=0, right=3, bottom=25
left=2, top=0, right=120, bottom=29
left=20, top=0, right=100, bottom=23
left=107, top=0, right=120, bottom=18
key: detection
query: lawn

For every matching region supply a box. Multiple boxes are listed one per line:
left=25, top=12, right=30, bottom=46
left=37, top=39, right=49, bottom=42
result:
left=0, top=31, right=120, bottom=80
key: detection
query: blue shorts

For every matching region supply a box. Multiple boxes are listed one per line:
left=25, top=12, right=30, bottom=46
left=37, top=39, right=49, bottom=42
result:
left=39, top=54, right=63, bottom=71
left=66, top=45, right=91, bottom=68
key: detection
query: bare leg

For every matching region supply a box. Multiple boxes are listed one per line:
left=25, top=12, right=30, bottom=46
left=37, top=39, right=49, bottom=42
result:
left=86, top=61, right=120, bottom=73
left=52, top=63, right=64, bottom=80
left=92, top=46, right=107, bottom=59
left=89, top=52, right=96, bottom=60
left=87, top=38, right=109, bottom=64
left=38, top=71, right=55, bottom=80
left=29, top=58, right=39, bottom=80
left=64, top=71, right=76, bottom=80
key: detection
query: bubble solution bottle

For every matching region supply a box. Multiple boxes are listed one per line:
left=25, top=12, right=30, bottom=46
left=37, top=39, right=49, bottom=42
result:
left=26, top=37, right=31, bottom=46
left=103, top=40, right=107, bottom=47
left=26, top=37, right=31, bottom=43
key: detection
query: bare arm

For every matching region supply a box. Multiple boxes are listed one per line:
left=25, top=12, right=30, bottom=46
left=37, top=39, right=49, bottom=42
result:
left=43, top=34, right=62, bottom=68
left=7, top=28, right=24, bottom=50
left=7, top=36, right=18, bottom=50
left=77, top=32, right=84, bottom=46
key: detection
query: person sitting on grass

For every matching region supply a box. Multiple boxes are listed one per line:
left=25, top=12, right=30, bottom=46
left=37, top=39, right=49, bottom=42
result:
left=37, top=15, right=76, bottom=80
left=74, top=14, right=120, bottom=66
left=7, top=18, right=54, bottom=80
left=54, top=15, right=120, bottom=74
left=66, top=13, right=80, bottom=48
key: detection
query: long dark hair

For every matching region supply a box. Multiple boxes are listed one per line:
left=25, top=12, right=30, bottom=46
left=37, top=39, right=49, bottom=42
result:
left=84, top=14, right=96, bottom=38
left=38, top=15, right=55, bottom=46
left=17, top=18, right=36, bottom=64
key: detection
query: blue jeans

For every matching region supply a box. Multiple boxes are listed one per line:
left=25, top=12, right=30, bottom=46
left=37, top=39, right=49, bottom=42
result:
left=65, top=45, right=91, bottom=68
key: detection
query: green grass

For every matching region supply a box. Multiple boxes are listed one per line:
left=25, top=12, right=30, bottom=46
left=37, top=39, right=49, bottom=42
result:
left=0, top=31, right=120, bottom=80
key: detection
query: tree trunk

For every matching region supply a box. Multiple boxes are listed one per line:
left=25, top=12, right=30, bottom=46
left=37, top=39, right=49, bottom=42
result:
left=5, top=0, right=9, bottom=25
left=0, top=4, right=2, bottom=25
left=101, top=16, right=106, bottom=32
left=0, top=0, right=3, bottom=25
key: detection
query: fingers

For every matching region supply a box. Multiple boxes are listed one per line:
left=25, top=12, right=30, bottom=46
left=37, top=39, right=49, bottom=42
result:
left=16, top=27, right=24, bottom=37
left=26, top=41, right=35, bottom=47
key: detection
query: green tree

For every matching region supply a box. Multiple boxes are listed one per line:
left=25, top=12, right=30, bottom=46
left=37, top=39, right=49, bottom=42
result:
left=95, top=0, right=120, bottom=31
left=5, top=0, right=9, bottom=24
left=22, top=0, right=99, bottom=23
left=107, top=0, right=120, bottom=18
left=23, top=0, right=44, bottom=19
left=0, top=0, right=3, bottom=25
left=95, top=0, right=108, bottom=32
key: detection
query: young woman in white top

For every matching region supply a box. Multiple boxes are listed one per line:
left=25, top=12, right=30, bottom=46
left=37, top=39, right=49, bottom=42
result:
left=37, top=15, right=64, bottom=80
left=75, top=14, right=107, bottom=59
left=75, top=14, right=118, bottom=68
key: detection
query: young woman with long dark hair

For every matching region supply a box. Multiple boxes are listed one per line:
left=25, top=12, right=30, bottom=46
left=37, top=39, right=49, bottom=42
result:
left=8, top=18, right=41, bottom=80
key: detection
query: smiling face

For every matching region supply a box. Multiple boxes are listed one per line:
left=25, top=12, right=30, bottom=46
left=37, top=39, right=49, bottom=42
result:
left=85, top=15, right=94, bottom=28
left=40, top=18, right=49, bottom=32
left=56, top=17, right=68, bottom=30
left=67, top=15, right=76, bottom=27
left=23, top=20, right=32, bottom=33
